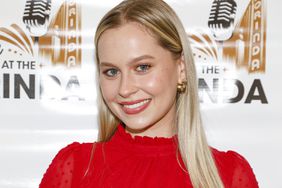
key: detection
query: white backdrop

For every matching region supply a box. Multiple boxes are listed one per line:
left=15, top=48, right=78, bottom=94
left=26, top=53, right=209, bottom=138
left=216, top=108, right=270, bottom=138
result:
left=0, top=0, right=281, bottom=188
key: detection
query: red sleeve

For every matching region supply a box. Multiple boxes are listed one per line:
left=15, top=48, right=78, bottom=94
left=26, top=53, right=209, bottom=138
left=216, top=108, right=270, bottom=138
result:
left=227, top=151, right=259, bottom=188
left=39, top=142, right=84, bottom=188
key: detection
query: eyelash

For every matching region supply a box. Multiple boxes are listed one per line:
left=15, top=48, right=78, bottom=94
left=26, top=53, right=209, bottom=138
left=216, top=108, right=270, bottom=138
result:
left=102, top=69, right=119, bottom=77
left=102, top=64, right=152, bottom=77
left=136, top=64, right=151, bottom=72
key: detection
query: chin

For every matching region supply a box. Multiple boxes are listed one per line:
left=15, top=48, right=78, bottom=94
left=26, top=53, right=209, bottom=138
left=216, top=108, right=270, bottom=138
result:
left=122, top=119, right=154, bottom=133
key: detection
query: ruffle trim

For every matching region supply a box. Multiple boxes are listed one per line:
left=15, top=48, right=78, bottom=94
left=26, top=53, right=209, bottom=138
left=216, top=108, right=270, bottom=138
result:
left=115, top=124, right=178, bottom=146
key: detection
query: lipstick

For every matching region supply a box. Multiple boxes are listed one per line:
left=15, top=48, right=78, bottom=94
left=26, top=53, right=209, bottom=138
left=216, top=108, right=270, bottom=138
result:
left=120, top=99, right=151, bottom=115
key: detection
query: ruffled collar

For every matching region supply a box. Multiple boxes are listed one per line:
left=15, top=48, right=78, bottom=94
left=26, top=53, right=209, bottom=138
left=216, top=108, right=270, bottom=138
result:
left=108, top=124, right=178, bottom=156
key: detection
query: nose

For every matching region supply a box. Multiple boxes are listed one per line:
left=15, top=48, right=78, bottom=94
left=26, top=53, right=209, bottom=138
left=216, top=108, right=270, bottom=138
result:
left=118, top=73, right=137, bottom=98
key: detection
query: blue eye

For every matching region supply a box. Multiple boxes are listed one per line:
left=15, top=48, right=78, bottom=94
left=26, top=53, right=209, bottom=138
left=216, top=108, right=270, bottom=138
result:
left=103, top=69, right=119, bottom=77
left=136, top=64, right=151, bottom=72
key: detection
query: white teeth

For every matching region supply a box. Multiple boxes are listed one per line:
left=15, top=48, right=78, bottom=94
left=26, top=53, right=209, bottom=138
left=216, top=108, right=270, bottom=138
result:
left=123, top=99, right=150, bottom=109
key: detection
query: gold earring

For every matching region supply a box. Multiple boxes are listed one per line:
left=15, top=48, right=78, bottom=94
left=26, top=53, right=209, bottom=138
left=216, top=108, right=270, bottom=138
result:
left=177, top=81, right=187, bottom=93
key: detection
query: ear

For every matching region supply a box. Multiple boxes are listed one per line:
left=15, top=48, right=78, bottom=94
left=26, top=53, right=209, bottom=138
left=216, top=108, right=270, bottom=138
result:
left=177, top=53, right=186, bottom=83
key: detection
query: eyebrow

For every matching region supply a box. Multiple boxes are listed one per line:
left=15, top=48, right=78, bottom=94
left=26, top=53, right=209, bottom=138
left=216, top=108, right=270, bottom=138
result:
left=100, top=55, right=155, bottom=67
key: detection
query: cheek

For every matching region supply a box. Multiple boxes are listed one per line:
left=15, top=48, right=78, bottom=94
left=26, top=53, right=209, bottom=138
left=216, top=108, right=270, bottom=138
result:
left=100, top=79, right=119, bottom=101
left=140, top=68, right=178, bottom=95
left=146, top=76, right=162, bottom=93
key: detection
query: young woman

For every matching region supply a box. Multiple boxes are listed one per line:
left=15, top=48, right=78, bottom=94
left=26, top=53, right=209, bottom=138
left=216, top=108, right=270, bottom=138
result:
left=40, top=0, right=259, bottom=187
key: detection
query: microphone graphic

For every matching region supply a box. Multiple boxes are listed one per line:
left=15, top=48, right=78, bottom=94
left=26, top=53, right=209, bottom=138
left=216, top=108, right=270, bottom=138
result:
left=22, top=0, right=52, bottom=66
left=208, top=0, right=237, bottom=63
left=208, top=0, right=237, bottom=41
left=23, top=0, right=52, bottom=37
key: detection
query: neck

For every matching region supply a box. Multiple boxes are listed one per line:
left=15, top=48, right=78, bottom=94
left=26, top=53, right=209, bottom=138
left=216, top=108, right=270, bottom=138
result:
left=125, top=120, right=176, bottom=138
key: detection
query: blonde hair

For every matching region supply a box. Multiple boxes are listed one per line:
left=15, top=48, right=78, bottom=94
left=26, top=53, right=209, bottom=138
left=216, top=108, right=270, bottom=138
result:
left=94, top=0, right=224, bottom=187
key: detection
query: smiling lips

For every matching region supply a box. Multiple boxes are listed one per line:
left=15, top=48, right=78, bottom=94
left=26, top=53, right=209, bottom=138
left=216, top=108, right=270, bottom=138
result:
left=120, top=99, right=151, bottom=114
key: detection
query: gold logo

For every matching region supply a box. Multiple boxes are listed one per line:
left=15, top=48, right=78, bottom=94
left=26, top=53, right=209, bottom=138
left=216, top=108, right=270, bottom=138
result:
left=190, top=0, right=266, bottom=74
left=0, top=0, right=83, bottom=100
left=39, top=0, right=82, bottom=68
left=0, top=24, right=34, bottom=56
left=0, top=0, right=82, bottom=68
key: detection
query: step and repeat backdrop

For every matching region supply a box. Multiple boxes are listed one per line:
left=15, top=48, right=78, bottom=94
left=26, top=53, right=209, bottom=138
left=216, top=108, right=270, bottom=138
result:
left=0, top=0, right=281, bottom=187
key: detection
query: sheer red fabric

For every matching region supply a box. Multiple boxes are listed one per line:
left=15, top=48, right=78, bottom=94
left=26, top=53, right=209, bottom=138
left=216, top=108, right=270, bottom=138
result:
left=39, top=124, right=259, bottom=188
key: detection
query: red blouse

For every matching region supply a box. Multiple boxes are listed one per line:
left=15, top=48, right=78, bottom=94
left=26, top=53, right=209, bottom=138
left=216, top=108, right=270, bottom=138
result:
left=39, top=124, right=259, bottom=188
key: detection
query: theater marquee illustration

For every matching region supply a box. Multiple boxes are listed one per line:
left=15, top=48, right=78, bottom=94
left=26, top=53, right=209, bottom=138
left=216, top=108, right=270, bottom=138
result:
left=190, top=0, right=268, bottom=105
left=0, top=0, right=89, bottom=102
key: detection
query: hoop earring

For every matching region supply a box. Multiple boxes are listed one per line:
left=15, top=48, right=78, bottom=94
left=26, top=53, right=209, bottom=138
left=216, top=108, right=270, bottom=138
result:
left=177, top=81, right=187, bottom=93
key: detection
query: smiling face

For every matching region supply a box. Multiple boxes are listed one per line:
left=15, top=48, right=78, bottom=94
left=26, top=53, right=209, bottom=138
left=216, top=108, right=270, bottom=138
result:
left=97, top=22, right=185, bottom=138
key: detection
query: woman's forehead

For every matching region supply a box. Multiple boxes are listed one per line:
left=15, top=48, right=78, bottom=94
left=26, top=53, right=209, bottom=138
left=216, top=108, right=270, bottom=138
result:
left=97, top=23, right=162, bottom=63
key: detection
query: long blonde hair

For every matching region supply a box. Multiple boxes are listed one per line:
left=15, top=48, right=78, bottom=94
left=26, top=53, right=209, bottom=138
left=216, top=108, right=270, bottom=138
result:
left=94, top=0, right=224, bottom=187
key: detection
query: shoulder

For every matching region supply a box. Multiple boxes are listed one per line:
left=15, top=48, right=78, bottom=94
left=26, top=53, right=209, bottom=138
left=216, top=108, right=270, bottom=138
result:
left=211, top=148, right=259, bottom=188
left=211, top=148, right=248, bottom=166
left=46, top=142, right=94, bottom=163
left=39, top=142, right=97, bottom=188
left=55, top=142, right=93, bottom=158
left=50, top=141, right=100, bottom=168
left=211, top=148, right=254, bottom=171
